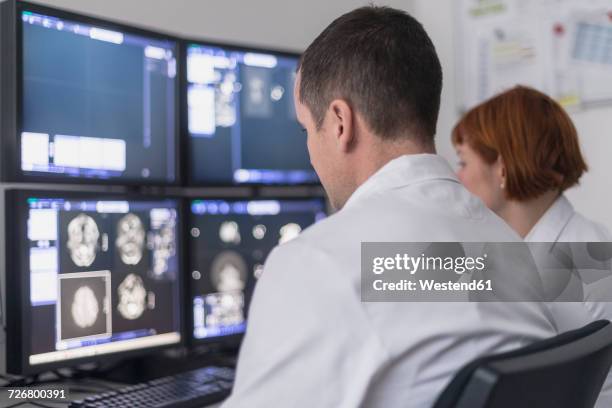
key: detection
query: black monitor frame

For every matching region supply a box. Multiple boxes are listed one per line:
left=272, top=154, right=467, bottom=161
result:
left=179, top=38, right=319, bottom=187
left=0, top=0, right=183, bottom=187
left=184, top=195, right=327, bottom=348
left=5, top=188, right=186, bottom=375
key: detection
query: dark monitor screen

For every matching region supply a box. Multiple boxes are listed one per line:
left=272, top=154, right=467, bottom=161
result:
left=186, top=42, right=317, bottom=185
left=6, top=191, right=182, bottom=373
left=188, top=198, right=326, bottom=342
left=18, top=6, right=178, bottom=184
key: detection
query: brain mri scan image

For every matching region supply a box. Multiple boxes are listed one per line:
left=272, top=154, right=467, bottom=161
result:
left=71, top=285, right=99, bottom=328
left=252, top=224, right=266, bottom=240
left=210, top=250, right=248, bottom=292
left=243, top=66, right=272, bottom=118
left=59, top=273, right=109, bottom=342
left=117, top=273, right=147, bottom=320
left=249, top=78, right=265, bottom=104
left=279, top=222, right=302, bottom=245
left=216, top=72, right=238, bottom=128
left=116, top=213, right=146, bottom=265
left=149, top=209, right=177, bottom=277
left=219, top=221, right=241, bottom=245
left=67, top=214, right=100, bottom=267
left=270, top=85, right=284, bottom=101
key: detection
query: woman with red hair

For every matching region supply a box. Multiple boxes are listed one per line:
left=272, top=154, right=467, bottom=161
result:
left=453, top=85, right=610, bottom=242
left=452, top=86, right=612, bottom=405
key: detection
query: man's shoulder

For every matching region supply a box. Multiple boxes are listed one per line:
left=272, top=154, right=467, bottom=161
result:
left=294, top=191, right=519, bottom=245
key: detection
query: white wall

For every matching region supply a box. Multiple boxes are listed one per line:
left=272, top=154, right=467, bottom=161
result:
left=29, top=0, right=413, bottom=50
left=414, top=0, right=612, bottom=231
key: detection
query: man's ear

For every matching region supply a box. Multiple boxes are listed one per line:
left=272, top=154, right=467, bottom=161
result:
left=327, top=99, right=354, bottom=153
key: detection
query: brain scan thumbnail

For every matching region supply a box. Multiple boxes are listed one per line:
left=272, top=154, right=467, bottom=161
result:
left=219, top=221, right=241, bottom=245
left=117, top=273, right=147, bottom=320
left=279, top=222, right=302, bottom=245
left=71, top=285, right=99, bottom=328
left=66, top=213, right=100, bottom=267
left=59, top=272, right=110, bottom=342
left=116, top=213, right=146, bottom=266
left=252, top=224, right=266, bottom=240
left=149, top=208, right=178, bottom=277
left=211, top=250, right=248, bottom=292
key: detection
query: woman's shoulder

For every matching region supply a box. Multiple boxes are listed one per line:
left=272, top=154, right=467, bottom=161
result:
left=564, top=211, right=612, bottom=242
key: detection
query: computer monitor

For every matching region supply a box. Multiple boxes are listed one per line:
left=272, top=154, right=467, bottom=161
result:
left=0, top=1, right=179, bottom=185
left=184, top=41, right=318, bottom=185
left=187, top=198, right=326, bottom=343
left=5, top=190, right=183, bottom=375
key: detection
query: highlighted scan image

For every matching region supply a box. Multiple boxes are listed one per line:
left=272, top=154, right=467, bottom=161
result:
left=58, top=272, right=110, bottom=343
left=67, top=213, right=100, bottom=267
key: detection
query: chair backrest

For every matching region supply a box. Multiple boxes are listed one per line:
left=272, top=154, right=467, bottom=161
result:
left=433, top=320, right=612, bottom=408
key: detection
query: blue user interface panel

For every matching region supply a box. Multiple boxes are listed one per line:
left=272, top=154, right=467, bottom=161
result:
left=20, top=10, right=178, bottom=183
left=188, top=198, right=326, bottom=340
left=24, top=196, right=181, bottom=366
left=186, top=43, right=317, bottom=185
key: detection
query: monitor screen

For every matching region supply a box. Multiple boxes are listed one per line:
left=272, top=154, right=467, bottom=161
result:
left=186, top=43, right=317, bottom=185
left=188, top=198, right=326, bottom=341
left=19, top=6, right=178, bottom=184
left=7, top=191, right=182, bottom=372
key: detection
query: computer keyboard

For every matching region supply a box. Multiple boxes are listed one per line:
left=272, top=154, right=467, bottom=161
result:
left=68, top=366, right=234, bottom=408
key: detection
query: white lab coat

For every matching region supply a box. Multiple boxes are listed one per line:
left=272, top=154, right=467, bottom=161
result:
left=221, top=154, right=556, bottom=408
left=525, top=194, right=612, bottom=407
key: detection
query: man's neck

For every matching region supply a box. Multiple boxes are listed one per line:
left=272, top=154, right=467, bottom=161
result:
left=352, top=138, right=436, bottom=189
left=331, top=137, right=435, bottom=210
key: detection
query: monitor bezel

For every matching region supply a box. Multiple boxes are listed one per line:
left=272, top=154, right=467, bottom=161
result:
left=5, top=188, right=187, bottom=375
left=180, top=38, right=320, bottom=187
left=3, top=0, right=183, bottom=187
left=184, top=195, right=328, bottom=347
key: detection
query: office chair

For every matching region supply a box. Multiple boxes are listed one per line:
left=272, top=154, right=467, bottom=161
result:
left=433, top=320, right=612, bottom=408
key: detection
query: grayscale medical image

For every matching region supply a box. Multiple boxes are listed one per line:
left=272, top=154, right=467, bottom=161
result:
left=210, top=250, right=248, bottom=293
left=116, top=213, right=146, bottom=266
left=117, top=273, right=148, bottom=320
left=66, top=213, right=101, bottom=267
left=59, top=273, right=109, bottom=341
left=148, top=208, right=178, bottom=279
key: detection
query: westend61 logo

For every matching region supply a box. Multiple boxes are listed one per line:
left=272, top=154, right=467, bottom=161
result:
left=361, top=242, right=612, bottom=302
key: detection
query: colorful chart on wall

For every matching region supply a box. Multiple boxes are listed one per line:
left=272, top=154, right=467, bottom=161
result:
left=456, top=0, right=612, bottom=112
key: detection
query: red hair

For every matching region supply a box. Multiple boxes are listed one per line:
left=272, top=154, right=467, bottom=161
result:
left=452, top=86, right=588, bottom=201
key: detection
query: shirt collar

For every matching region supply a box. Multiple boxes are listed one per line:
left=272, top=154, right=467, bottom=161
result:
left=343, top=154, right=460, bottom=210
left=525, top=195, right=575, bottom=242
